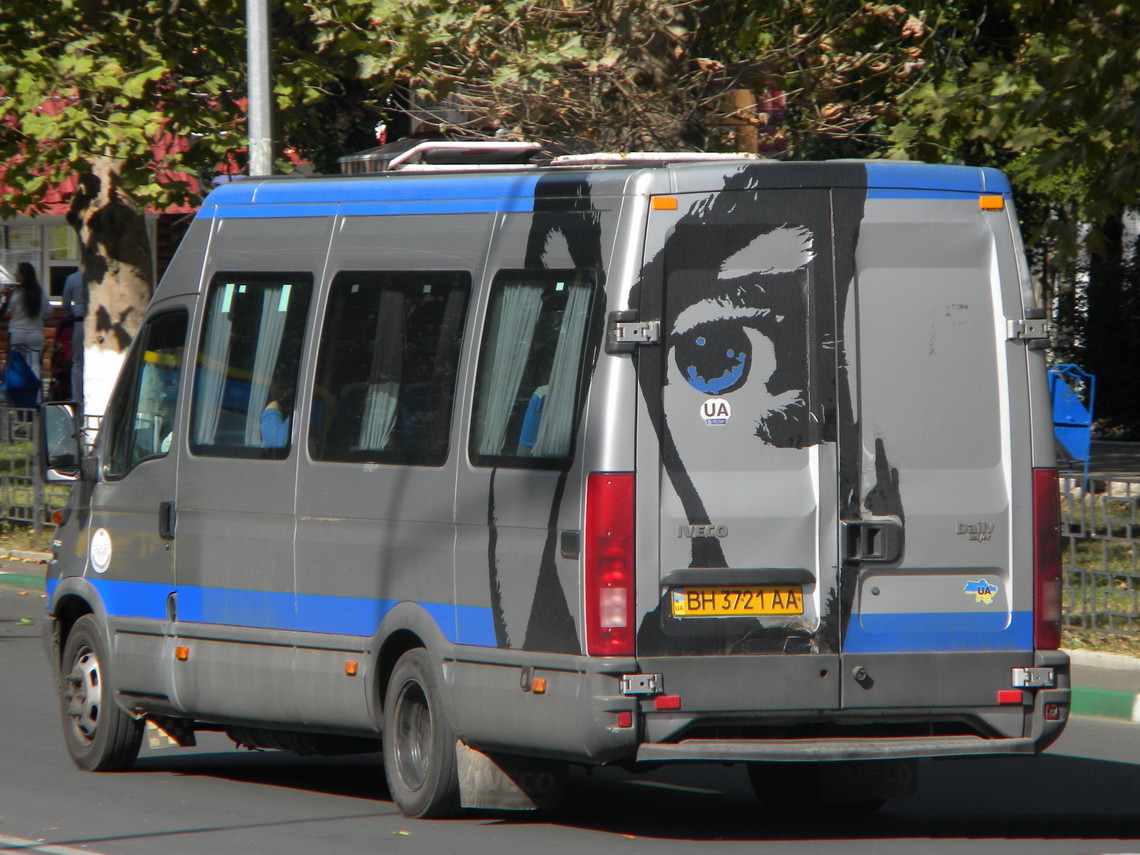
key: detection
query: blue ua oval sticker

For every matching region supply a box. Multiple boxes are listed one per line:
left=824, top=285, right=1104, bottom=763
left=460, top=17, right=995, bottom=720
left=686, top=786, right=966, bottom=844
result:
left=701, top=397, right=731, bottom=426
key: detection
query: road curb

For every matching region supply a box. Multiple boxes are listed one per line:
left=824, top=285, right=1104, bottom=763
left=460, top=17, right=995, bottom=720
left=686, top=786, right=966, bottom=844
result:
left=1070, top=686, right=1140, bottom=723
left=0, top=550, right=49, bottom=592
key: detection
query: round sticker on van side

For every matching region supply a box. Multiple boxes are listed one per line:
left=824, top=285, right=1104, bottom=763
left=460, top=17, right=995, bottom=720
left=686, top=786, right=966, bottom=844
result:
left=90, top=528, right=112, bottom=574
left=700, top=397, right=732, bottom=426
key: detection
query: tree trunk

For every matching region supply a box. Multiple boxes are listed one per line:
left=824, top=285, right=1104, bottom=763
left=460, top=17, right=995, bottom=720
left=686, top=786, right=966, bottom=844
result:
left=66, top=156, right=154, bottom=417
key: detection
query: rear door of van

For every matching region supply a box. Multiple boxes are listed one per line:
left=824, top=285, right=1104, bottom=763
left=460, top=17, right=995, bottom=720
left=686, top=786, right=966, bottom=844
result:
left=839, top=167, right=1034, bottom=712
left=633, top=174, right=852, bottom=725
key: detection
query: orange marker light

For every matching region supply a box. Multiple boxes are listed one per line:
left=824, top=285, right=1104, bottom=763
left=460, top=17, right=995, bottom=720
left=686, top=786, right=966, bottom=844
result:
left=652, top=196, right=678, bottom=211
left=344, top=660, right=359, bottom=677
left=175, top=646, right=189, bottom=661
left=532, top=677, right=548, bottom=694
left=979, top=195, right=1005, bottom=211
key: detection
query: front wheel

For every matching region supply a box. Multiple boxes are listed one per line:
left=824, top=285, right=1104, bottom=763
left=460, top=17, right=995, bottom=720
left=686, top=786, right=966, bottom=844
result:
left=59, top=615, right=143, bottom=771
left=382, top=648, right=461, bottom=818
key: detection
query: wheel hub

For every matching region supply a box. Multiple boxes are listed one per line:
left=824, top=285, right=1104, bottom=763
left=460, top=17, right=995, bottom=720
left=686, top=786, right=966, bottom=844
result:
left=65, top=649, right=102, bottom=742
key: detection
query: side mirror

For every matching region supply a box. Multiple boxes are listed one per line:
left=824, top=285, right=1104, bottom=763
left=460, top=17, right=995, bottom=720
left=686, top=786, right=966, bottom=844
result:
left=41, top=402, right=82, bottom=482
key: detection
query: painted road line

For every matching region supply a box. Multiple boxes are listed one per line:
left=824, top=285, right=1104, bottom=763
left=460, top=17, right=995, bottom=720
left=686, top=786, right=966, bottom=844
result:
left=0, top=834, right=110, bottom=855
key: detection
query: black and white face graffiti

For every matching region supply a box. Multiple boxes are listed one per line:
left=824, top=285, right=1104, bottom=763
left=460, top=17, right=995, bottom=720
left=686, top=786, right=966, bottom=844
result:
left=666, top=220, right=820, bottom=451
left=633, top=164, right=876, bottom=655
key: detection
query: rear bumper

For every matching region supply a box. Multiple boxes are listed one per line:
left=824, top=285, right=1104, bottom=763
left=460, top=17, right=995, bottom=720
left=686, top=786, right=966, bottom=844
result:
left=637, top=733, right=1037, bottom=763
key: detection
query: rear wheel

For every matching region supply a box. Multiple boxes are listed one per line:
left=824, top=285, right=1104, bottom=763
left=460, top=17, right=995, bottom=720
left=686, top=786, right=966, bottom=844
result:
left=382, top=648, right=461, bottom=818
left=59, top=615, right=143, bottom=771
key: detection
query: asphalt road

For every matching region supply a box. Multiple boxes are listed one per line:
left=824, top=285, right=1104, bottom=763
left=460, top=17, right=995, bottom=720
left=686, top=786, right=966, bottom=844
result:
left=2, top=582, right=1139, bottom=855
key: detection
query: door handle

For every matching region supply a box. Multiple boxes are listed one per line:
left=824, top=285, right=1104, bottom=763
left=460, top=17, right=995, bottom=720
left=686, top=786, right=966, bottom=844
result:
left=159, top=501, right=176, bottom=540
left=843, top=517, right=903, bottom=563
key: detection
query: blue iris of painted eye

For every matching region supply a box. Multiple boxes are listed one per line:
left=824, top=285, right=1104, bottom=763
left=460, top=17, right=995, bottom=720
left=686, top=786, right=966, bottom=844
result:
left=675, top=323, right=750, bottom=394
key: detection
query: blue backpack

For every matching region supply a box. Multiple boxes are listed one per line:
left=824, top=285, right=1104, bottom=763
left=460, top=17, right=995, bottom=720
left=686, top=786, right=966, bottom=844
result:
left=4, top=349, right=40, bottom=407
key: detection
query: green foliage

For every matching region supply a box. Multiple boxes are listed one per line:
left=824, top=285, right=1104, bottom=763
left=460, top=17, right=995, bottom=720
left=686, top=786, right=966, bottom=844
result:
left=0, top=0, right=378, bottom=214
left=888, top=0, right=1139, bottom=254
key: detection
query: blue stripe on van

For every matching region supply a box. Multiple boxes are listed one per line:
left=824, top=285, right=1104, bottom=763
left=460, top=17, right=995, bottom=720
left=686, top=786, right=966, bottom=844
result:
left=199, top=173, right=543, bottom=219
left=864, top=162, right=1011, bottom=198
left=74, top=578, right=497, bottom=646
left=843, top=611, right=1033, bottom=653
left=85, top=578, right=171, bottom=621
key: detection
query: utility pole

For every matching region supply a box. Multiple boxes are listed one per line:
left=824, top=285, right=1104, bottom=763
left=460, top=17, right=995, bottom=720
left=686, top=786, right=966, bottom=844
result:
left=247, top=0, right=273, bottom=176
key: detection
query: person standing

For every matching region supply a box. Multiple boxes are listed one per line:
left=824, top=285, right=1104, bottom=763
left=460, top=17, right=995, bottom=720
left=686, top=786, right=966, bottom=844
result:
left=62, top=267, right=86, bottom=408
left=1, top=261, right=53, bottom=382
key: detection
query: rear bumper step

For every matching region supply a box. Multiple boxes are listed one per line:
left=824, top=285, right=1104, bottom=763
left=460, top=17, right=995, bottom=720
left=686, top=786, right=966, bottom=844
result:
left=636, top=735, right=1037, bottom=763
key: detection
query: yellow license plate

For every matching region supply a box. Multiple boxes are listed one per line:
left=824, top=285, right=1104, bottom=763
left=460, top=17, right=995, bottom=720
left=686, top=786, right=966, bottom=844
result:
left=671, top=586, right=804, bottom=617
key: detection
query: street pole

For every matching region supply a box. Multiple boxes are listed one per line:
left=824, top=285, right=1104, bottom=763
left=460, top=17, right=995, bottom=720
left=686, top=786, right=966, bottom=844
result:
left=247, top=0, right=273, bottom=176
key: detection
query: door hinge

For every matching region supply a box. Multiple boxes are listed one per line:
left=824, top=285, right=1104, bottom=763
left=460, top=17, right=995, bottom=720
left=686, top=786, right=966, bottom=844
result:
left=1011, top=667, right=1055, bottom=688
left=1006, top=318, right=1050, bottom=350
left=607, top=310, right=661, bottom=354
left=621, top=674, right=662, bottom=696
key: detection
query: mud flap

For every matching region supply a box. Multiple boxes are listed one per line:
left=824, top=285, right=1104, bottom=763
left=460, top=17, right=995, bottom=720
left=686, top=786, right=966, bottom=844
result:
left=455, top=741, right=568, bottom=810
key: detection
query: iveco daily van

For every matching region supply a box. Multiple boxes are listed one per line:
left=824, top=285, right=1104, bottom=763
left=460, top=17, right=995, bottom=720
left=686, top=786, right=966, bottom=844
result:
left=42, top=145, right=1068, bottom=817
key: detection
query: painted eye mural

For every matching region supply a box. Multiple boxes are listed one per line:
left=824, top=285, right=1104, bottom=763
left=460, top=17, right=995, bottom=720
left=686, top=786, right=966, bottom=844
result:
left=674, top=322, right=752, bottom=395
left=665, top=222, right=817, bottom=449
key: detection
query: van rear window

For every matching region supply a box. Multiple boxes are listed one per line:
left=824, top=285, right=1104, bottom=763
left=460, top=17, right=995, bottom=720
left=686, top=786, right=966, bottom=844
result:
left=470, top=269, right=595, bottom=468
left=308, top=270, right=470, bottom=467
left=189, top=272, right=313, bottom=459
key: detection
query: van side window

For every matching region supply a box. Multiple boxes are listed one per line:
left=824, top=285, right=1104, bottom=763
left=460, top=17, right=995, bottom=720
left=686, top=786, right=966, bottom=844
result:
left=103, top=310, right=188, bottom=479
left=189, top=272, right=313, bottom=459
left=309, top=271, right=470, bottom=466
left=470, top=270, right=595, bottom=468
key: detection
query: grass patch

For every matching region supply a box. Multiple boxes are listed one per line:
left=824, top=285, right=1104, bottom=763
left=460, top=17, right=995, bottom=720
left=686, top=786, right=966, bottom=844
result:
left=1063, top=629, right=1140, bottom=657
left=0, top=522, right=53, bottom=554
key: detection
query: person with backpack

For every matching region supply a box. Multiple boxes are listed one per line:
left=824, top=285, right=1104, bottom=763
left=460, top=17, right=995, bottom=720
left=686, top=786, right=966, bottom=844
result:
left=2, top=261, right=53, bottom=382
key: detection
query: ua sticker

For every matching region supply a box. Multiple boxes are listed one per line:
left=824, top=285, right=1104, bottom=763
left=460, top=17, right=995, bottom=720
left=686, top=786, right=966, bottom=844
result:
left=700, top=397, right=731, bottom=426
left=90, top=528, right=112, bottom=574
left=963, top=578, right=997, bottom=605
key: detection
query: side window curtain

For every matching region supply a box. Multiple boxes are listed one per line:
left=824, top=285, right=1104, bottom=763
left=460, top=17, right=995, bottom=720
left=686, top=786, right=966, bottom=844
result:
left=471, top=270, right=595, bottom=468
left=189, top=272, right=313, bottom=459
left=103, top=310, right=189, bottom=479
left=308, top=271, right=470, bottom=466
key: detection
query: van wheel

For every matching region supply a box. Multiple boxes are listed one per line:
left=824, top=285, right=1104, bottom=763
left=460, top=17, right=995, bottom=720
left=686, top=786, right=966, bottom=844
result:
left=59, top=615, right=143, bottom=771
left=382, top=648, right=461, bottom=818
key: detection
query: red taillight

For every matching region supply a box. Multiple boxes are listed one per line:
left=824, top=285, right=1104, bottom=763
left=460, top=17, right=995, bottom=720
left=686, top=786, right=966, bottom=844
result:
left=584, top=472, right=635, bottom=657
left=1033, top=467, right=1062, bottom=650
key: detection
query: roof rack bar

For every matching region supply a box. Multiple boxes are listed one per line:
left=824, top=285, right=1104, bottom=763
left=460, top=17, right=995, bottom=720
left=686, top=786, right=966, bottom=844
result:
left=387, top=140, right=544, bottom=170
left=550, top=152, right=761, bottom=167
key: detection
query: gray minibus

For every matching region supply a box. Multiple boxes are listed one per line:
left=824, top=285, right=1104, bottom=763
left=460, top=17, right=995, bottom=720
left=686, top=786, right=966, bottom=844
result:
left=42, top=146, right=1068, bottom=817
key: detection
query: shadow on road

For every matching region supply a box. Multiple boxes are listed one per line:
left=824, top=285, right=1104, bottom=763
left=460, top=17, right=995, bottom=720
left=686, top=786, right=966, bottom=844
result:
left=125, top=749, right=1140, bottom=842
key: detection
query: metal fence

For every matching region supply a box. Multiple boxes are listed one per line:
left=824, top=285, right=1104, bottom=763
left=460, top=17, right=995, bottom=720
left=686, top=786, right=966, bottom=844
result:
left=1061, top=475, right=1140, bottom=637
left=0, top=406, right=70, bottom=530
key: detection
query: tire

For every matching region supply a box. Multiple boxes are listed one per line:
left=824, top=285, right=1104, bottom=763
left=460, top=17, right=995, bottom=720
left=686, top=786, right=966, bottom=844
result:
left=382, top=648, right=461, bottom=818
left=59, top=615, right=143, bottom=771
